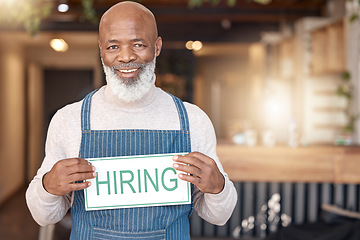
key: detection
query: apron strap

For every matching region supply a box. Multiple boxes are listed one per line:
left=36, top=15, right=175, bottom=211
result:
left=81, top=89, right=98, bottom=131
left=167, top=93, right=190, bottom=132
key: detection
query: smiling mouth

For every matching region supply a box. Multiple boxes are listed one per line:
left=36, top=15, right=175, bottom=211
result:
left=118, top=68, right=138, bottom=73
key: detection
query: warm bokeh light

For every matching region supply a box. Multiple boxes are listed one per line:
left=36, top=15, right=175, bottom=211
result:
left=185, top=41, right=194, bottom=50
left=50, top=38, right=69, bottom=52
left=58, top=3, right=69, bottom=13
left=192, top=41, right=203, bottom=51
left=265, top=99, right=281, bottom=115
left=185, top=40, right=203, bottom=51
left=0, top=0, right=16, bottom=7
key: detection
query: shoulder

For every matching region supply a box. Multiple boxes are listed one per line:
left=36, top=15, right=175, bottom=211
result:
left=157, top=89, right=213, bottom=127
left=52, top=88, right=102, bottom=121
left=47, top=94, right=88, bottom=133
left=183, top=102, right=216, bottom=141
left=183, top=102, right=211, bottom=124
left=183, top=101, right=218, bottom=160
left=53, top=100, right=83, bottom=122
left=160, top=91, right=212, bottom=124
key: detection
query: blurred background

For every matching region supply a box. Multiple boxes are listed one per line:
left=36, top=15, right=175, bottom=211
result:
left=1, top=0, right=360, bottom=239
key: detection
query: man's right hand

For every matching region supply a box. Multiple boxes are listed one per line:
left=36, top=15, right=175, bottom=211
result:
left=43, top=158, right=96, bottom=196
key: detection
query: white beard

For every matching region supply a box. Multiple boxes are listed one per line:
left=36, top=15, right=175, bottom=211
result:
left=101, top=56, right=156, bottom=103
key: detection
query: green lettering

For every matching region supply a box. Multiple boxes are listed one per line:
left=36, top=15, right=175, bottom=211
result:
left=144, top=169, right=159, bottom=192
left=96, top=171, right=111, bottom=195
left=138, top=169, right=141, bottom=193
left=120, top=170, right=136, bottom=194
left=113, top=171, right=117, bottom=194
left=161, top=167, right=178, bottom=191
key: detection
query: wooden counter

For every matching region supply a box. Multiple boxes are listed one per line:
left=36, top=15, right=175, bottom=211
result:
left=217, top=144, right=360, bottom=183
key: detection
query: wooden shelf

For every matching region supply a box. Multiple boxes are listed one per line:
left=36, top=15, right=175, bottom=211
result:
left=279, top=36, right=296, bottom=79
left=217, top=144, right=360, bottom=183
left=311, top=19, right=346, bottom=75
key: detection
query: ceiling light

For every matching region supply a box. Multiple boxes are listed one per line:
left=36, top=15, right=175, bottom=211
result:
left=50, top=38, right=69, bottom=52
left=185, top=41, right=194, bottom=50
left=185, top=40, right=203, bottom=51
left=221, top=19, right=231, bottom=30
left=192, top=41, right=203, bottom=51
left=58, top=3, right=69, bottom=12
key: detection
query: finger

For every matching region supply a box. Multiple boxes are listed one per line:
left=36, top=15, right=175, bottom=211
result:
left=69, top=181, right=93, bottom=192
left=172, top=154, right=204, bottom=168
left=173, top=163, right=201, bottom=177
left=178, top=173, right=202, bottom=186
left=187, top=152, right=214, bottom=164
left=68, top=171, right=97, bottom=183
left=58, top=158, right=91, bottom=167
left=67, top=162, right=95, bottom=175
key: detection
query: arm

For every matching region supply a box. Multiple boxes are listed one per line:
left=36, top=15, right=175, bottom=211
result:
left=173, top=103, right=237, bottom=225
left=173, top=152, right=237, bottom=226
left=26, top=172, right=72, bottom=226
left=173, top=152, right=224, bottom=194
left=26, top=108, right=96, bottom=226
left=193, top=175, right=237, bottom=226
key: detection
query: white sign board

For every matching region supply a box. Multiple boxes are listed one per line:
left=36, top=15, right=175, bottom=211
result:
left=84, top=153, right=191, bottom=211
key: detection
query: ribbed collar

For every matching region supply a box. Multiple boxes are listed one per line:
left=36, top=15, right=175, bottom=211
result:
left=100, top=76, right=157, bottom=110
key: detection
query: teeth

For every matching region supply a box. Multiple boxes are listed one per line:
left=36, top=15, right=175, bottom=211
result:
left=119, top=69, right=137, bottom=73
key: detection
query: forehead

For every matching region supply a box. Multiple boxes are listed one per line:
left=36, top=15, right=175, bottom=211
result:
left=99, top=9, right=156, bottom=43
left=105, top=21, right=147, bottom=40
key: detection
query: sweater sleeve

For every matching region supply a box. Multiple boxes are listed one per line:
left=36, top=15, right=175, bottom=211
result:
left=185, top=103, right=238, bottom=226
left=25, top=109, right=73, bottom=226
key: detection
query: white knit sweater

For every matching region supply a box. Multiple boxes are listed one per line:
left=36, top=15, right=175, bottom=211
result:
left=26, top=83, right=237, bottom=227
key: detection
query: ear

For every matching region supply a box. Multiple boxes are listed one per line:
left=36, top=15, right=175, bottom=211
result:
left=98, top=40, right=102, bottom=54
left=155, top=37, right=162, bottom=57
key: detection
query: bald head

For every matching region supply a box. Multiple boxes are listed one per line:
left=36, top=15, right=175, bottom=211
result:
left=98, top=0, right=163, bottom=94
left=99, top=1, right=158, bottom=42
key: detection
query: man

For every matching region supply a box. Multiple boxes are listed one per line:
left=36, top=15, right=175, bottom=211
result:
left=26, top=1, right=237, bottom=239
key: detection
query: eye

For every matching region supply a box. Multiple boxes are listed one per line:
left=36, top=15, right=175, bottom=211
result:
left=133, top=43, right=146, bottom=50
left=107, top=45, right=119, bottom=52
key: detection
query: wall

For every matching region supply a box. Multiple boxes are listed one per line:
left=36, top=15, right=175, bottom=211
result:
left=0, top=42, right=26, bottom=205
left=346, top=3, right=360, bottom=144
left=25, top=33, right=101, bottom=180
left=194, top=44, right=250, bottom=139
left=0, top=31, right=101, bottom=203
left=194, top=43, right=267, bottom=141
left=27, top=63, right=44, bottom=181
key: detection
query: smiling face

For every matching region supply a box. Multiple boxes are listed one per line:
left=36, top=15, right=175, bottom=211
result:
left=98, top=2, right=162, bottom=82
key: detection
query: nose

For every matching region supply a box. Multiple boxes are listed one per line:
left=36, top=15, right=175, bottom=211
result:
left=117, top=46, right=136, bottom=63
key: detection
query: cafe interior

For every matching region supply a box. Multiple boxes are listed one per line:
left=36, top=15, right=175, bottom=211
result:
left=1, top=0, right=360, bottom=239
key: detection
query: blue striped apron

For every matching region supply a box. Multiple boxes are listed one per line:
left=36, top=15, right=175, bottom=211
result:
left=70, top=90, right=193, bottom=239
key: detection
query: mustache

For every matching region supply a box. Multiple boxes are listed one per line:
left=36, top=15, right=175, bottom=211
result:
left=112, top=62, right=146, bottom=70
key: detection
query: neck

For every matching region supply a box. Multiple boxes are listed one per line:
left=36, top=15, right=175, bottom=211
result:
left=104, top=83, right=156, bottom=109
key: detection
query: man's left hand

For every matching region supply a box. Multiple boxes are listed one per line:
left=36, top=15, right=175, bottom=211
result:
left=172, top=152, right=225, bottom=194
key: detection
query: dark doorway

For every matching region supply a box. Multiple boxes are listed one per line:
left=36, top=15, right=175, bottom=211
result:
left=42, top=69, right=94, bottom=155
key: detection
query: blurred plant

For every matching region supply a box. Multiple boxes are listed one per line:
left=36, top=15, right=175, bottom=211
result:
left=0, top=0, right=275, bottom=36
left=189, top=0, right=236, bottom=7
left=347, top=0, right=360, bottom=22
left=336, top=71, right=359, bottom=133
left=251, top=0, right=272, bottom=4
left=0, top=0, right=53, bottom=36
left=81, top=0, right=98, bottom=25
left=188, top=0, right=271, bottom=8
left=0, top=0, right=98, bottom=36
